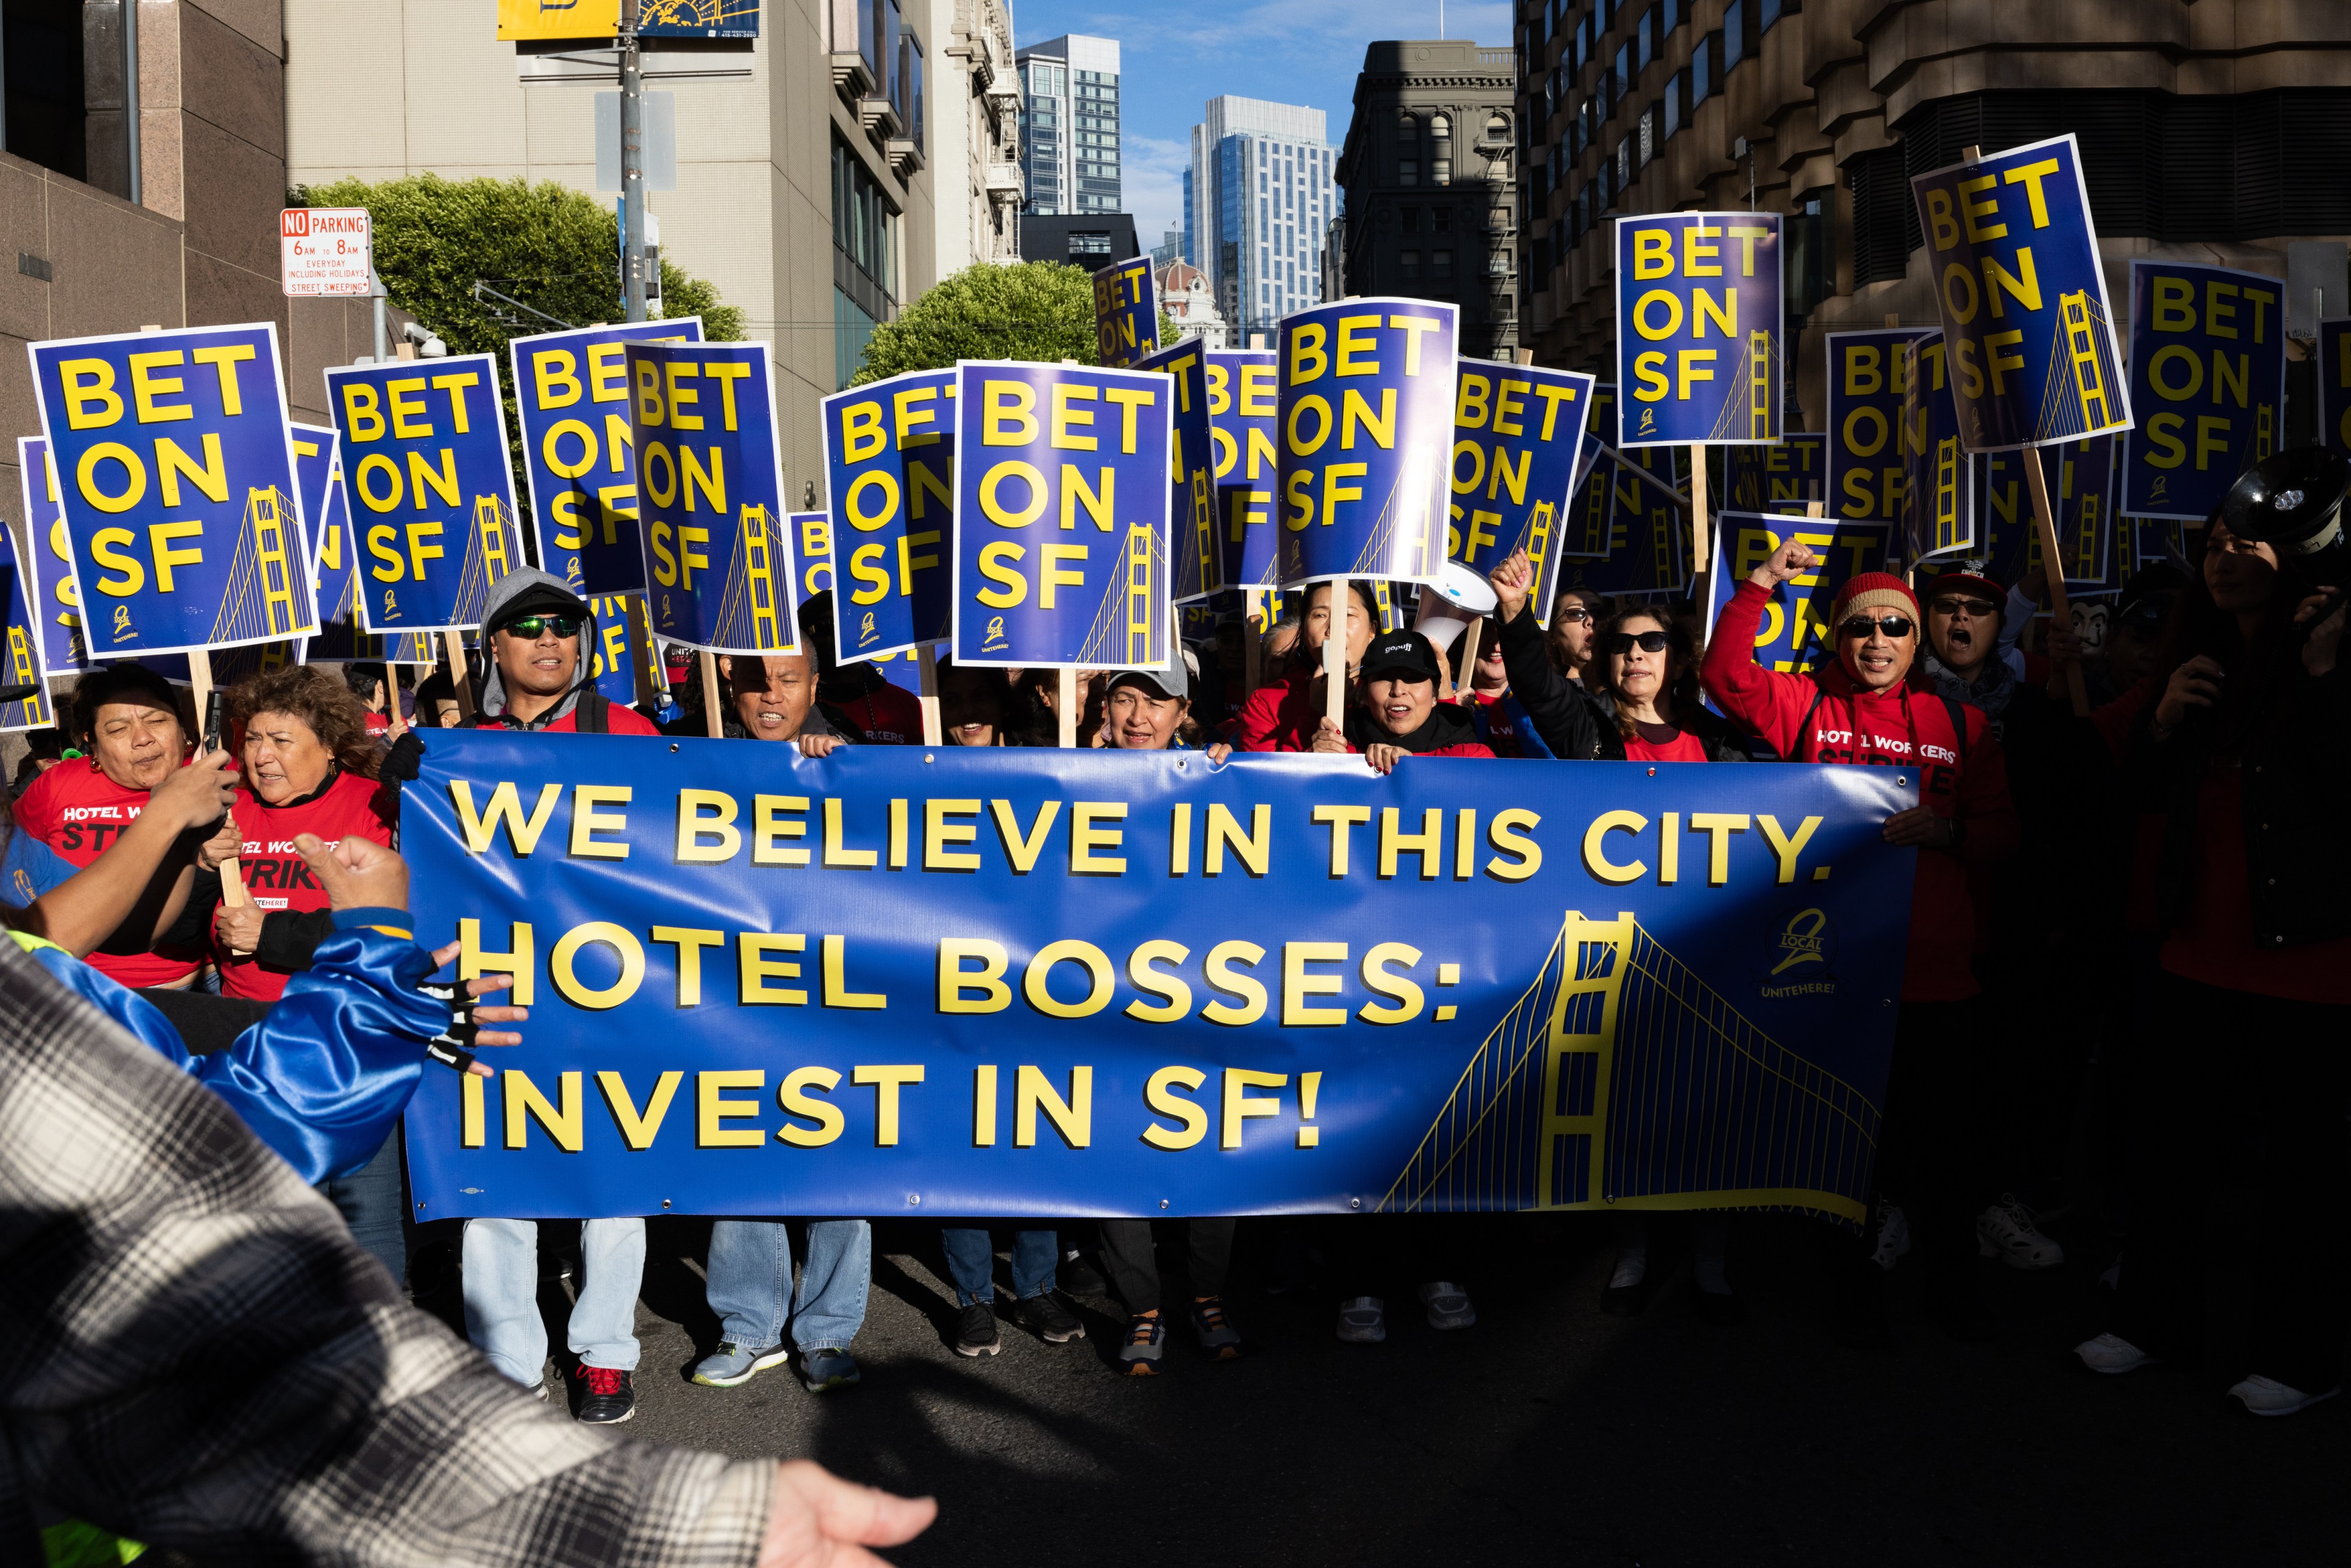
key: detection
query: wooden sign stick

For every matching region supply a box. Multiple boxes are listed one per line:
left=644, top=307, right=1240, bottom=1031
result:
left=700, top=650, right=724, bottom=738
left=1243, top=590, right=1263, bottom=692
left=1322, top=580, right=1348, bottom=730
left=2020, top=452, right=2093, bottom=718
left=1057, top=666, right=1078, bottom=749
left=917, top=643, right=943, bottom=746
left=443, top=629, right=475, bottom=721
left=1455, top=615, right=1483, bottom=700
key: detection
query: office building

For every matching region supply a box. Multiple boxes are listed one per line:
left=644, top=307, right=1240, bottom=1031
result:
left=1016, top=34, right=1121, bottom=217
left=1333, top=42, right=1520, bottom=359
left=1187, top=96, right=1337, bottom=343
left=933, top=0, right=1026, bottom=277
left=1516, top=1, right=2351, bottom=429
left=1017, top=212, right=1139, bottom=269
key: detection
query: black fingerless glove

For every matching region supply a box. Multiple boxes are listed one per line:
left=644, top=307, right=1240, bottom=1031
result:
left=381, top=730, right=427, bottom=784
left=416, top=977, right=481, bottom=1075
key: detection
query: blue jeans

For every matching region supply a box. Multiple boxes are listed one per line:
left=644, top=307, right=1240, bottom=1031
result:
left=706, top=1219, right=871, bottom=1352
left=462, top=1217, right=645, bottom=1382
left=318, top=1128, right=407, bottom=1285
left=940, top=1226, right=1058, bottom=1304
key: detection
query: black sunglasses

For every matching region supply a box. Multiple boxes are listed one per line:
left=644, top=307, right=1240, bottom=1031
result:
left=1555, top=605, right=1595, bottom=625
left=1932, top=596, right=2000, bottom=618
left=501, top=614, right=582, bottom=640
left=1603, top=629, right=1671, bottom=656
left=1840, top=615, right=1915, bottom=640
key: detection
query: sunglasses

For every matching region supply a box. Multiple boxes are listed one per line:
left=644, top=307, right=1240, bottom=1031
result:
left=1554, top=605, right=1595, bottom=625
left=1840, top=615, right=1916, bottom=640
left=501, top=614, right=583, bottom=640
left=1932, top=596, right=2000, bottom=618
left=1603, top=629, right=1671, bottom=656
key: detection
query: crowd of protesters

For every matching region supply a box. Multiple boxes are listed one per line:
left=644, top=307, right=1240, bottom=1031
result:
left=4, top=516, right=2341, bottom=1447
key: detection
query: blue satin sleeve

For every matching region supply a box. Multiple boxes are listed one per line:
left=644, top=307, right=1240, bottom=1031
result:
left=23, top=915, right=452, bottom=1185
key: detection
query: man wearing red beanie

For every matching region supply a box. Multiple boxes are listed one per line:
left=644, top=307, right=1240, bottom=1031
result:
left=1701, top=538, right=2021, bottom=1346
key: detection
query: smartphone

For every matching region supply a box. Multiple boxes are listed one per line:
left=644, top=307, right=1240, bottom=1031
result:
left=201, top=690, right=226, bottom=755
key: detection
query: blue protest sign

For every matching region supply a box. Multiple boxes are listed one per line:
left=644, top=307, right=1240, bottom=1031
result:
left=1724, top=433, right=1825, bottom=511
left=1824, top=328, right=1931, bottom=525
left=1551, top=449, right=1689, bottom=601
left=2324, top=318, right=2351, bottom=460
left=1614, top=212, right=1783, bottom=448
left=510, top=318, right=705, bottom=595
left=821, top=368, right=956, bottom=663
left=18, top=437, right=84, bottom=673
left=1276, top=300, right=1457, bottom=588
left=295, top=422, right=436, bottom=666
left=1207, top=348, right=1278, bottom=590
left=787, top=511, right=832, bottom=601
left=1587, top=383, right=1616, bottom=439
left=402, top=733, right=1913, bottom=1221
left=628, top=340, right=800, bottom=655
left=1977, top=436, right=2116, bottom=588
left=31, top=323, right=317, bottom=657
left=951, top=361, right=1172, bottom=671
left=1902, top=334, right=1976, bottom=566
left=1136, top=339, right=1222, bottom=605
left=0, top=517, right=54, bottom=732
left=1909, top=135, right=2130, bottom=451
left=1706, top=513, right=1899, bottom=677
left=324, top=352, right=523, bottom=635
left=585, top=590, right=656, bottom=708
left=1450, top=362, right=1598, bottom=627
left=1093, top=258, right=1158, bottom=369
left=2121, top=260, right=2284, bottom=522
left=1552, top=434, right=1612, bottom=562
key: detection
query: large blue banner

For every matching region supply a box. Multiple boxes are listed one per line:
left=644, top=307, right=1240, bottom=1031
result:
left=2121, top=260, right=2283, bottom=522
left=1450, top=362, right=1597, bottom=626
left=1136, top=339, right=1221, bottom=605
left=325, top=352, right=524, bottom=635
left=31, top=323, right=317, bottom=657
left=1207, top=348, right=1278, bottom=590
left=951, top=361, right=1172, bottom=670
left=1902, top=334, right=1976, bottom=566
left=1976, top=436, right=2116, bottom=589
left=822, top=368, right=956, bottom=663
left=1093, top=259, right=1158, bottom=369
left=629, top=340, right=800, bottom=655
left=1724, top=433, right=1825, bottom=511
left=1706, top=514, right=1897, bottom=677
left=1909, top=135, right=2130, bottom=451
left=1277, top=300, right=1456, bottom=589
left=1615, top=212, right=1783, bottom=448
left=400, top=733, right=1913, bottom=1221
left=511, top=318, right=705, bottom=595
left=1824, top=328, right=1930, bottom=525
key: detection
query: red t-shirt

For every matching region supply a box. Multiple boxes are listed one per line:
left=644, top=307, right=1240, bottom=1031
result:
left=830, top=681, right=923, bottom=746
left=474, top=701, right=664, bottom=736
left=1623, top=725, right=1709, bottom=763
left=12, top=760, right=203, bottom=988
left=218, top=769, right=397, bottom=1002
left=2161, top=763, right=2351, bottom=1005
left=363, top=710, right=392, bottom=736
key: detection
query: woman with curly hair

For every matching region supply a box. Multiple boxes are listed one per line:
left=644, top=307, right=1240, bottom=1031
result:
left=167, top=663, right=397, bottom=1003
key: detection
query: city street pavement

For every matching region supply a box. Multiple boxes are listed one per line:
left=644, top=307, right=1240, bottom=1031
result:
left=413, top=1212, right=2343, bottom=1567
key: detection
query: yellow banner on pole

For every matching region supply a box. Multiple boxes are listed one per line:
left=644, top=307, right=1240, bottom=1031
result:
left=496, top=0, right=620, bottom=41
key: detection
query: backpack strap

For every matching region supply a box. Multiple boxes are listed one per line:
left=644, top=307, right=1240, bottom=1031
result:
left=574, top=689, right=610, bottom=735
left=1938, top=694, right=1969, bottom=770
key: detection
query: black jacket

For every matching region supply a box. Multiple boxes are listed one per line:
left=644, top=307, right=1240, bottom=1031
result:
left=2131, top=661, right=2351, bottom=949
left=1493, top=606, right=1750, bottom=762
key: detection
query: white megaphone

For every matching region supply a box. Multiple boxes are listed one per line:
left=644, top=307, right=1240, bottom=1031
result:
left=1412, top=560, right=1500, bottom=658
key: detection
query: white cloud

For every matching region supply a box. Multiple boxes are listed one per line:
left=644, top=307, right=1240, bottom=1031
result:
left=1122, top=134, right=1191, bottom=250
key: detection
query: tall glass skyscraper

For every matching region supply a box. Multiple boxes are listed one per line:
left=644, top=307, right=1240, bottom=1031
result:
left=1016, top=34, right=1121, bottom=217
left=1188, top=97, right=1336, bottom=342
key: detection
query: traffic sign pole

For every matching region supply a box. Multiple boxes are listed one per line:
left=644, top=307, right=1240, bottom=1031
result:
left=620, top=0, right=648, bottom=324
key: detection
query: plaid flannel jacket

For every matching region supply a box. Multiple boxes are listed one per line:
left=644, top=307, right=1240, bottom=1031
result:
left=0, top=935, right=773, bottom=1565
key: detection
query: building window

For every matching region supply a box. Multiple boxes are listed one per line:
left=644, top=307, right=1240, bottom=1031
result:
left=1433, top=249, right=1454, bottom=282
left=1400, top=250, right=1420, bottom=280
left=1401, top=206, right=1419, bottom=233
left=1487, top=112, right=1510, bottom=140
left=1068, top=231, right=1113, bottom=255
left=1400, top=158, right=1419, bottom=186
left=1725, top=1, right=1746, bottom=72
left=832, top=138, right=897, bottom=390
left=1662, top=0, right=1682, bottom=34
left=1760, top=0, right=1782, bottom=31
left=1432, top=206, right=1451, bottom=233
left=1614, top=44, right=1630, bottom=97
left=1637, top=6, right=1654, bottom=70
left=1665, top=72, right=1683, bottom=138
left=1638, top=105, right=1654, bottom=167
left=1693, top=34, right=1713, bottom=105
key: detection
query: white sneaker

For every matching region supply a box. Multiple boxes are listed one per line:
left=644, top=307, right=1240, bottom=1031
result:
left=1336, top=1296, right=1386, bottom=1343
left=2074, top=1332, right=2156, bottom=1375
left=2227, top=1375, right=2342, bottom=1417
left=1979, top=1194, right=2064, bottom=1269
left=1419, top=1280, right=1477, bottom=1330
left=1871, top=1200, right=1911, bottom=1272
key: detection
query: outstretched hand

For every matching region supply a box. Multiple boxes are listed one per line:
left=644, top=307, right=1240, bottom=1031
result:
left=1748, top=537, right=1817, bottom=590
left=755, top=1460, right=936, bottom=1568
left=294, top=833, right=410, bottom=915
left=1488, top=549, right=1534, bottom=623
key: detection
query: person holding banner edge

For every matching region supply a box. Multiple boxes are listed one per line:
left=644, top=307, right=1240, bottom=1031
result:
left=1239, top=581, right=1381, bottom=752
left=1703, top=538, right=2022, bottom=1346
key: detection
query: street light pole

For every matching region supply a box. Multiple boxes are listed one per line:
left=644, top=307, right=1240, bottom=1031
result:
left=620, top=0, right=647, bottom=324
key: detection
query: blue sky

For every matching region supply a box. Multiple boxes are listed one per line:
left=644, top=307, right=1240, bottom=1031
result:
left=1008, top=0, right=1513, bottom=247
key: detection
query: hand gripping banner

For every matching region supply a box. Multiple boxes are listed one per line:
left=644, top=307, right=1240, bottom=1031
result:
left=402, top=735, right=1916, bottom=1223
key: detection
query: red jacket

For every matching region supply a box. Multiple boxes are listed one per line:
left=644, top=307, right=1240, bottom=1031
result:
left=1237, top=669, right=1321, bottom=752
left=472, top=698, right=662, bottom=736
left=1702, top=579, right=2020, bottom=1002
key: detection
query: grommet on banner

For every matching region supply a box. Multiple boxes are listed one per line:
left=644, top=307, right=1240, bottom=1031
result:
left=1160, top=1198, right=1169, bottom=1210
left=1349, top=1198, right=1361, bottom=1210
left=661, top=1198, right=671, bottom=1209
left=907, top=1193, right=922, bottom=1206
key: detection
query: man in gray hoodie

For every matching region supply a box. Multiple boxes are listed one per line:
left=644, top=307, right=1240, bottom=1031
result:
left=457, top=568, right=664, bottom=1424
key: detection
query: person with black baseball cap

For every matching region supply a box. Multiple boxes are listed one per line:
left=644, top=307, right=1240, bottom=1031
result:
left=466, top=569, right=664, bottom=738
left=1309, top=629, right=1494, bottom=774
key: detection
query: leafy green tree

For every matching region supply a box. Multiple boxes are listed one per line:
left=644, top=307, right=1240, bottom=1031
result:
left=853, top=260, right=1181, bottom=383
left=292, top=174, right=745, bottom=348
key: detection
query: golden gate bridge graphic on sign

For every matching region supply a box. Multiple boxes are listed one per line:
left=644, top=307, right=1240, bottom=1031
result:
left=208, top=487, right=311, bottom=643
left=713, top=503, right=793, bottom=651
left=449, top=494, right=520, bottom=629
left=1078, top=523, right=1166, bottom=666
left=4, top=623, right=46, bottom=728
left=1379, top=912, right=1879, bottom=1222
left=1704, top=329, right=1779, bottom=442
left=2038, top=289, right=2125, bottom=440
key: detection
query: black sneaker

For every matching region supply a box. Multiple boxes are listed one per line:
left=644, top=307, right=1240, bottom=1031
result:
left=954, top=1300, right=1002, bottom=1357
left=575, top=1364, right=636, bottom=1424
left=1060, top=1251, right=1110, bottom=1297
left=1017, top=1289, right=1087, bottom=1344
